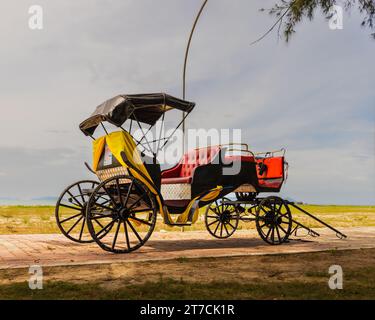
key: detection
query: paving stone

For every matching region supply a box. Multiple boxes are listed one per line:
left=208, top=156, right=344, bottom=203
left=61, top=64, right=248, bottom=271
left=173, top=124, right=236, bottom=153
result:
left=0, top=227, right=374, bottom=269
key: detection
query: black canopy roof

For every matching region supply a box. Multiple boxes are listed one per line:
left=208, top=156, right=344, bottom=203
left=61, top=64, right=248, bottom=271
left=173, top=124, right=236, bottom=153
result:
left=79, top=93, right=195, bottom=136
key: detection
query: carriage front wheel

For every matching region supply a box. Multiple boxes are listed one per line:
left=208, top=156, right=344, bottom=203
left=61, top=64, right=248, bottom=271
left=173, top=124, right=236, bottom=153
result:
left=255, top=196, right=292, bottom=245
left=85, top=175, right=157, bottom=253
left=205, top=198, right=240, bottom=239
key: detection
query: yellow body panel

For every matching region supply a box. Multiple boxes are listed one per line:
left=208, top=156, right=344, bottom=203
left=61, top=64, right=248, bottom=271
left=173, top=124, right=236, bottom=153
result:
left=92, top=131, right=222, bottom=225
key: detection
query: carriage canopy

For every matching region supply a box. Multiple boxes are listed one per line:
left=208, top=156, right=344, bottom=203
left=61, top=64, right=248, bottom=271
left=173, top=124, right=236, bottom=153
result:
left=79, top=93, right=195, bottom=136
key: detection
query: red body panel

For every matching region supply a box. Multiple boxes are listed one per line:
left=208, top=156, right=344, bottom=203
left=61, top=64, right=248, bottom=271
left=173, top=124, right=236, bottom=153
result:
left=256, top=156, right=284, bottom=189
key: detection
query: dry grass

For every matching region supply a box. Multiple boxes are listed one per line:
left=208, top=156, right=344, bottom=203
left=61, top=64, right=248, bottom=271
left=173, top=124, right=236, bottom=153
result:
left=0, top=204, right=374, bottom=235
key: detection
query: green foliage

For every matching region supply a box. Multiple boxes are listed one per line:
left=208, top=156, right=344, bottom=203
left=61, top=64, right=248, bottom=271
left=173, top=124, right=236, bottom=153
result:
left=263, top=0, right=375, bottom=41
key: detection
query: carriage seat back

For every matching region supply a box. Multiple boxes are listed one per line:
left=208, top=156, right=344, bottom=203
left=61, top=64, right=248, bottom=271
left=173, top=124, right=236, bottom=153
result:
left=224, top=154, right=255, bottom=163
left=256, top=156, right=284, bottom=189
left=161, top=146, right=221, bottom=184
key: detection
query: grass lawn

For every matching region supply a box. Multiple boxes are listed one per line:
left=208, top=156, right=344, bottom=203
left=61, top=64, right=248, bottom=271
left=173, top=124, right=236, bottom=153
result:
left=0, top=204, right=374, bottom=235
left=0, top=249, right=374, bottom=299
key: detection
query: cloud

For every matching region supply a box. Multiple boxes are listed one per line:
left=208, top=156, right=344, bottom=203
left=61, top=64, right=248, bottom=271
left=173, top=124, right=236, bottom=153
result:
left=0, top=0, right=374, bottom=204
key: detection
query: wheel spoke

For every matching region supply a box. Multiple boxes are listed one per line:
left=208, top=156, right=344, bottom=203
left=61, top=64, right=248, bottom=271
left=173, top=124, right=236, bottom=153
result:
left=78, top=217, right=85, bottom=241
left=258, top=222, right=266, bottom=229
left=228, top=221, right=236, bottom=229
left=67, top=191, right=83, bottom=207
left=60, top=212, right=81, bottom=224
left=123, top=221, right=130, bottom=250
left=276, top=203, right=283, bottom=214
left=127, top=220, right=143, bottom=243
left=278, top=224, right=288, bottom=235
left=223, top=223, right=230, bottom=236
left=91, top=213, right=115, bottom=219
left=213, top=221, right=220, bottom=235
left=116, top=179, right=123, bottom=206
left=77, top=184, right=85, bottom=203
left=279, top=212, right=290, bottom=218
left=215, top=201, right=220, bottom=212
left=220, top=223, right=223, bottom=237
left=207, top=219, right=219, bottom=227
left=129, top=215, right=152, bottom=227
left=209, top=207, right=219, bottom=216
left=93, top=217, right=104, bottom=228
left=130, top=207, right=154, bottom=214
left=102, top=186, right=118, bottom=207
left=207, top=215, right=219, bottom=219
left=275, top=225, right=282, bottom=243
left=265, top=226, right=272, bottom=239
left=96, top=220, right=115, bottom=238
left=260, top=206, right=268, bottom=215
left=94, top=202, right=115, bottom=212
left=128, top=193, right=146, bottom=211
left=123, top=181, right=134, bottom=208
left=67, top=216, right=83, bottom=235
left=60, top=203, right=81, bottom=211
left=271, top=226, right=275, bottom=243
left=111, top=221, right=121, bottom=250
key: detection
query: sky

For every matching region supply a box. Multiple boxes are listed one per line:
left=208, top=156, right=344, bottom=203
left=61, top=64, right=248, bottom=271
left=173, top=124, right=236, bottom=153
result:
left=0, top=0, right=374, bottom=205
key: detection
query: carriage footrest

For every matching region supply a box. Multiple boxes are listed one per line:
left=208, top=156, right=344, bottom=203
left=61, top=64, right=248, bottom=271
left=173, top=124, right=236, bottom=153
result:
left=164, top=222, right=192, bottom=227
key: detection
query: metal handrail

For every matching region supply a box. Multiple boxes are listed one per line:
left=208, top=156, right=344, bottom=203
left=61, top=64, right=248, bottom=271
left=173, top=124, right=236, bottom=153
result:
left=254, top=148, right=286, bottom=157
left=219, top=143, right=249, bottom=151
left=225, top=148, right=255, bottom=157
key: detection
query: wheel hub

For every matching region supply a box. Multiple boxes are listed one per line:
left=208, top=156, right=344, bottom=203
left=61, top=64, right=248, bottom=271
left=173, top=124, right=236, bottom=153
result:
left=118, top=208, right=130, bottom=220
left=219, top=210, right=231, bottom=224
left=264, top=212, right=283, bottom=226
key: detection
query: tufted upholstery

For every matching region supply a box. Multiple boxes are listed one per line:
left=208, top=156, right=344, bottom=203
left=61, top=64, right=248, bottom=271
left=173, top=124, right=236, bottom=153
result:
left=161, top=146, right=221, bottom=184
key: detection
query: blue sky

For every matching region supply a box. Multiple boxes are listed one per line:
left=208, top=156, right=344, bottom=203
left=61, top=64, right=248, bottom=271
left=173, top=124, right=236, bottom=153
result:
left=0, top=0, right=374, bottom=204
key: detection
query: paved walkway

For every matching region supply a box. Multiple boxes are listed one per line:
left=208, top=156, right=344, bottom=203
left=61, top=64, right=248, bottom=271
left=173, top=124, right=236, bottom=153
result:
left=0, top=227, right=374, bottom=269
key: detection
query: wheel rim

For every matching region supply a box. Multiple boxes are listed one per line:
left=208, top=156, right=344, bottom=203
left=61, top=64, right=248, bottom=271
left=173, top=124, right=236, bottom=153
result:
left=55, top=180, right=100, bottom=243
left=256, top=196, right=292, bottom=245
left=205, top=198, right=239, bottom=239
left=86, top=175, right=157, bottom=253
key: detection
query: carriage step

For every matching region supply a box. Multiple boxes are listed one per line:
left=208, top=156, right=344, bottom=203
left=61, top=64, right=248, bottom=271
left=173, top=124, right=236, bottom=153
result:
left=164, top=223, right=193, bottom=227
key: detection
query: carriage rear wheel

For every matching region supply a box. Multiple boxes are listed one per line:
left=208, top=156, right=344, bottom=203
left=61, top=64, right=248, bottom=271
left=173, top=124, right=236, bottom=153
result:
left=205, top=198, right=239, bottom=239
left=255, top=196, right=292, bottom=245
left=86, top=175, right=157, bottom=253
left=55, top=180, right=100, bottom=243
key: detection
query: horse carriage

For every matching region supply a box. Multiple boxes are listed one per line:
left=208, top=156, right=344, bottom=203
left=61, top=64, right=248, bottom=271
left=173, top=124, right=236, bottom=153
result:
left=55, top=93, right=346, bottom=253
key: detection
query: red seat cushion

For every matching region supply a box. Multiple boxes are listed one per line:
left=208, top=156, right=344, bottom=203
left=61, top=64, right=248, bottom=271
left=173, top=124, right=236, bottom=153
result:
left=161, top=146, right=220, bottom=184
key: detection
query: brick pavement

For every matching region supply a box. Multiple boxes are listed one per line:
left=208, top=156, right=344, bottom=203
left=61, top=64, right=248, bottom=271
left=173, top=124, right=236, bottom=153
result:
left=0, top=227, right=374, bottom=269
